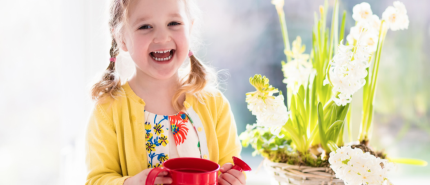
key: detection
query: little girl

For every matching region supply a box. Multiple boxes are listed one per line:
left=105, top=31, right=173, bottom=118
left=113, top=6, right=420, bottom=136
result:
left=85, top=0, right=245, bottom=184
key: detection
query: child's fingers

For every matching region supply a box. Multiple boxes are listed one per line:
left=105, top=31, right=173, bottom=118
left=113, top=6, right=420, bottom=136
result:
left=220, top=172, right=243, bottom=185
left=218, top=176, right=232, bottom=185
left=224, top=169, right=245, bottom=184
left=154, top=176, right=173, bottom=184
left=157, top=171, right=169, bottom=176
left=143, top=169, right=169, bottom=176
left=141, top=169, right=171, bottom=184
left=220, top=163, right=234, bottom=173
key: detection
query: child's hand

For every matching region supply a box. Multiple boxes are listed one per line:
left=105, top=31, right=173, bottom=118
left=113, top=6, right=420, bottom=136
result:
left=218, top=163, right=246, bottom=185
left=123, top=168, right=172, bottom=185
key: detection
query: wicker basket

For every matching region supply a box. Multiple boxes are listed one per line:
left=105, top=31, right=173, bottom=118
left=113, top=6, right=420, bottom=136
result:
left=263, top=159, right=345, bottom=185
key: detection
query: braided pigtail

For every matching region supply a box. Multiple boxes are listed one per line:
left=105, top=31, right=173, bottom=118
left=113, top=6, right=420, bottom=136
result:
left=91, top=39, right=122, bottom=101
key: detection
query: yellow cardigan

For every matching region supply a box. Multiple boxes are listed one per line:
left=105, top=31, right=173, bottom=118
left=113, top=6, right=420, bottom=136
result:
left=85, top=82, right=242, bottom=185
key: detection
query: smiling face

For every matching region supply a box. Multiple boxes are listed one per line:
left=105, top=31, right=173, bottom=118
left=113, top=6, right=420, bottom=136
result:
left=120, top=0, right=192, bottom=80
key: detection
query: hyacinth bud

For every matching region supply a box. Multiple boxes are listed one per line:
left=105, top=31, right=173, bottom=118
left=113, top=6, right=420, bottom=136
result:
left=271, top=0, right=284, bottom=13
left=246, top=75, right=289, bottom=128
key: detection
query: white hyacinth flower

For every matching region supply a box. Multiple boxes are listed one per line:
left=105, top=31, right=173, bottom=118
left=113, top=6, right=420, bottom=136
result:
left=246, top=75, right=289, bottom=128
left=333, top=43, right=353, bottom=65
left=359, top=29, right=379, bottom=53
left=333, top=93, right=352, bottom=106
left=368, top=14, right=382, bottom=32
left=329, top=29, right=374, bottom=106
left=282, top=36, right=316, bottom=94
left=354, top=39, right=372, bottom=62
left=282, top=60, right=315, bottom=93
left=255, top=94, right=289, bottom=127
left=346, top=21, right=377, bottom=46
left=285, top=36, right=310, bottom=61
left=246, top=89, right=278, bottom=116
left=383, top=1, right=409, bottom=31
left=329, top=146, right=396, bottom=185
left=393, top=1, right=407, bottom=15
left=347, top=2, right=385, bottom=54
left=352, top=2, right=373, bottom=22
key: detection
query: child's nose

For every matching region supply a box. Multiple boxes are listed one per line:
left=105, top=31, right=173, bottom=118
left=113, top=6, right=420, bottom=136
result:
left=153, top=29, right=171, bottom=44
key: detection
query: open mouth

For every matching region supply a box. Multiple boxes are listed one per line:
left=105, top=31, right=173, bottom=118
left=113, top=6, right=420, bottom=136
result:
left=150, top=49, right=175, bottom=62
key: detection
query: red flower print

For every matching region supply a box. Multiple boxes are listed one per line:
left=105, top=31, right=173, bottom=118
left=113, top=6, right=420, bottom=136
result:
left=169, top=112, right=189, bottom=146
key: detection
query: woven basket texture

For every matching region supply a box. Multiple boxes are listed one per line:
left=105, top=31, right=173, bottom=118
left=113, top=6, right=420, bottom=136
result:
left=264, top=159, right=345, bottom=185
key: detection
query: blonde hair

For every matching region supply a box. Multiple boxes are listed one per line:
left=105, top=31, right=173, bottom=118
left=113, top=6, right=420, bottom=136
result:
left=91, top=0, right=219, bottom=111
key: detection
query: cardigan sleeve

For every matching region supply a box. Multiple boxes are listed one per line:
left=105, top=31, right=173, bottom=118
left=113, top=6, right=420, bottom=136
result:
left=215, top=92, right=242, bottom=167
left=85, top=104, right=130, bottom=185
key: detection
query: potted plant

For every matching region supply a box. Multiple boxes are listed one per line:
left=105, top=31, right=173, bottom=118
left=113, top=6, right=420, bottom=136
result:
left=239, top=0, right=427, bottom=184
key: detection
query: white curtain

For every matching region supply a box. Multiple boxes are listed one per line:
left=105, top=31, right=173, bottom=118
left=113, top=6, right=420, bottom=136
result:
left=60, top=0, right=111, bottom=185
left=0, top=0, right=110, bottom=184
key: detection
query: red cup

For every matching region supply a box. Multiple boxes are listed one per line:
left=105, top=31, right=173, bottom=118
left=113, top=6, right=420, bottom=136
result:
left=145, top=157, right=220, bottom=185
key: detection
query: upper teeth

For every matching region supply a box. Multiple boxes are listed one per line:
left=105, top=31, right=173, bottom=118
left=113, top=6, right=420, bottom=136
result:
left=153, top=50, right=171, bottom=53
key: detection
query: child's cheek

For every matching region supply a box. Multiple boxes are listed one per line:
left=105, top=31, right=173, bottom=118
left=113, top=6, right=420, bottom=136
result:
left=135, top=33, right=151, bottom=49
left=127, top=33, right=151, bottom=65
left=172, top=29, right=190, bottom=59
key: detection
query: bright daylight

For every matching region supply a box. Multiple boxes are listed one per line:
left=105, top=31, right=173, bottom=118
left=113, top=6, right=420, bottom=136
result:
left=0, top=0, right=429, bottom=185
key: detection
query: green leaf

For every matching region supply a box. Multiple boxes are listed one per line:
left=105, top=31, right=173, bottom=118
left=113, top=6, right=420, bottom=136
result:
left=283, top=119, right=305, bottom=153
left=347, top=106, right=352, bottom=142
left=388, top=158, right=428, bottom=166
left=328, top=0, right=338, bottom=62
left=324, top=85, right=332, bottom=105
left=338, top=103, right=350, bottom=121
left=339, top=11, right=347, bottom=46
left=294, top=114, right=303, bottom=139
left=323, top=102, right=334, bottom=125
left=328, top=104, right=338, bottom=131
left=296, top=89, right=308, bottom=125
left=325, top=120, right=344, bottom=144
left=307, top=122, right=320, bottom=148
left=256, top=139, right=263, bottom=150
left=337, top=124, right=345, bottom=146
left=327, top=141, right=339, bottom=153
left=306, top=80, right=310, bottom=111
left=309, top=78, right=319, bottom=146
left=290, top=95, right=298, bottom=131
left=298, top=85, right=305, bottom=101
left=317, top=102, right=329, bottom=151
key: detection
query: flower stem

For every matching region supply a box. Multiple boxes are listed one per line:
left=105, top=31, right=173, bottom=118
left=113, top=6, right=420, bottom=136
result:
left=359, top=21, right=388, bottom=142
left=277, top=10, right=291, bottom=62
left=347, top=103, right=352, bottom=142
left=328, top=0, right=339, bottom=62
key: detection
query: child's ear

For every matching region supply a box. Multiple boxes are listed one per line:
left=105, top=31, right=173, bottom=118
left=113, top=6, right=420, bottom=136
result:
left=115, top=37, right=128, bottom=52
left=112, top=29, right=128, bottom=52
left=119, top=39, right=128, bottom=52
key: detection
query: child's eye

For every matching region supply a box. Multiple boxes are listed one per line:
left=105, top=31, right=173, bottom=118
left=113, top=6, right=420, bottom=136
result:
left=168, top=22, right=181, bottom=26
left=139, top=25, right=152, bottom=30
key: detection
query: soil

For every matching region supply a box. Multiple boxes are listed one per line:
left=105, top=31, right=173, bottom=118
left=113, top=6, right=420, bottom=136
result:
left=350, top=140, right=387, bottom=159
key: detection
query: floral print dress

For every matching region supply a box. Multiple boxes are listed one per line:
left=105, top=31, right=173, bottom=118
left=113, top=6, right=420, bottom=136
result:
left=144, top=110, right=202, bottom=168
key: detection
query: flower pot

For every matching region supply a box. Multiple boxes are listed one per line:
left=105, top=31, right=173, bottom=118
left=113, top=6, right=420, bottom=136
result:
left=264, top=159, right=344, bottom=185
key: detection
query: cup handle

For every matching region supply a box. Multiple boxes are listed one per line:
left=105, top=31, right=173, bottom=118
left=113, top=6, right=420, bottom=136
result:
left=145, top=167, right=169, bottom=185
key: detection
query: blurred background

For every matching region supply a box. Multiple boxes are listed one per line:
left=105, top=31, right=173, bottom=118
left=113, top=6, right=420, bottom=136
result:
left=0, top=0, right=429, bottom=184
